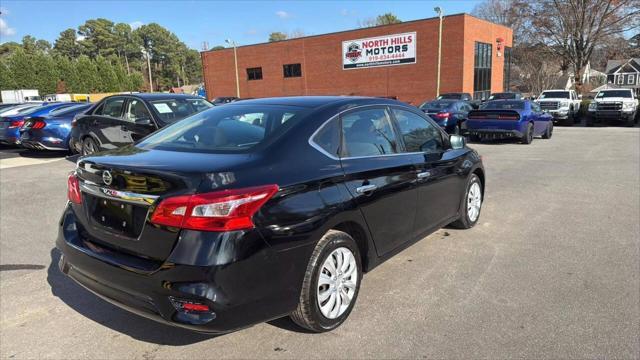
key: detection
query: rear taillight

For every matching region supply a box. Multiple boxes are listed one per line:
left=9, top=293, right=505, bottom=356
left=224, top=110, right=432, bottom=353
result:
left=8, top=120, right=24, bottom=128
left=31, top=120, right=46, bottom=129
left=497, top=115, right=519, bottom=120
left=150, top=184, right=279, bottom=231
left=67, top=173, right=82, bottom=204
left=435, top=112, right=450, bottom=119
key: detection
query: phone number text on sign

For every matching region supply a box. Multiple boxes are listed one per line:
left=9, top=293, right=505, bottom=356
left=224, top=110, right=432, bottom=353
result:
left=342, top=32, right=416, bottom=70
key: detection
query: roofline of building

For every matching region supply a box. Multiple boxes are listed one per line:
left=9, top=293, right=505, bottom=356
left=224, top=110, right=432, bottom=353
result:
left=201, top=12, right=512, bottom=54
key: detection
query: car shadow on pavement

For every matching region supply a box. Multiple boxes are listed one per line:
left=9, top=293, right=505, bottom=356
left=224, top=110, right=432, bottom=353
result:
left=46, top=248, right=219, bottom=345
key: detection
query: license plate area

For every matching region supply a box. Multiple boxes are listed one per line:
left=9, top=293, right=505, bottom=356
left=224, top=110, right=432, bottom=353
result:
left=87, top=195, right=148, bottom=238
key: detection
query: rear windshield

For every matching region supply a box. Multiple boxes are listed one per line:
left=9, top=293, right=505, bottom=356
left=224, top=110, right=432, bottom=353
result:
left=489, top=93, right=516, bottom=100
left=481, top=101, right=525, bottom=110
left=420, top=101, right=451, bottom=110
left=150, top=98, right=213, bottom=123
left=539, top=91, right=570, bottom=99
left=596, top=90, right=632, bottom=98
left=137, top=104, right=305, bottom=153
left=437, top=94, right=461, bottom=100
left=49, top=104, right=91, bottom=116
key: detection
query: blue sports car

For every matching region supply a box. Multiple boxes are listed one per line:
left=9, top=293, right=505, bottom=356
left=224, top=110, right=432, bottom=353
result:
left=0, top=103, right=77, bottom=145
left=466, top=100, right=553, bottom=144
left=19, top=103, right=92, bottom=151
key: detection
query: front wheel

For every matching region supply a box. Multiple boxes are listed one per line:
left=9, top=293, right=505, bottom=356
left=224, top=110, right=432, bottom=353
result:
left=290, top=230, right=362, bottom=332
left=450, top=174, right=483, bottom=229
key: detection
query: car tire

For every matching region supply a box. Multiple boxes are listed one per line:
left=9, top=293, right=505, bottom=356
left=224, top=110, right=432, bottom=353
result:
left=450, top=173, right=483, bottom=229
left=290, top=230, right=362, bottom=333
left=81, top=137, right=99, bottom=156
left=521, top=123, right=534, bottom=144
left=542, top=122, right=553, bottom=139
left=564, top=111, right=574, bottom=126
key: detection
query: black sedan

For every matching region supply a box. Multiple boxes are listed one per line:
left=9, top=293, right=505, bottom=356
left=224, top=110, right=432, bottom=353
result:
left=58, top=96, right=484, bottom=333
left=70, top=93, right=212, bottom=155
left=419, top=99, right=474, bottom=134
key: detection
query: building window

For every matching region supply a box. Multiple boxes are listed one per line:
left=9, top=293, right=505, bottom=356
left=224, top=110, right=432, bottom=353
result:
left=247, top=67, right=263, bottom=81
left=473, top=41, right=492, bottom=100
left=617, top=75, right=624, bottom=85
left=503, top=46, right=512, bottom=92
left=283, top=63, right=302, bottom=78
left=628, top=74, right=635, bottom=85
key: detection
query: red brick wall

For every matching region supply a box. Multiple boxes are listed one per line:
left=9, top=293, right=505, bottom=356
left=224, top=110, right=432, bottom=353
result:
left=202, top=14, right=512, bottom=105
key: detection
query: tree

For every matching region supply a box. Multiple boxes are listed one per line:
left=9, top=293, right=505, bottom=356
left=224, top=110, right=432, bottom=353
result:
left=31, top=52, right=58, bottom=94
left=210, top=45, right=225, bottom=50
left=54, top=29, right=83, bottom=58
left=77, top=18, right=118, bottom=57
left=0, top=58, right=16, bottom=90
left=268, top=32, right=288, bottom=42
left=513, top=44, right=562, bottom=94
left=531, top=0, right=640, bottom=91
left=359, top=12, right=402, bottom=27
left=76, top=55, right=99, bottom=92
left=472, top=0, right=532, bottom=42
left=6, top=48, right=36, bottom=89
left=375, top=13, right=402, bottom=25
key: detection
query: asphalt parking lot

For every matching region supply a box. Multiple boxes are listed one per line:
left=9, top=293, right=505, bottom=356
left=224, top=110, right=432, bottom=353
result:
left=0, top=126, right=638, bottom=359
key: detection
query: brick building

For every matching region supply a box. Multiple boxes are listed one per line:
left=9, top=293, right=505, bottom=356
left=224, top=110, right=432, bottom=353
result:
left=201, top=13, right=513, bottom=105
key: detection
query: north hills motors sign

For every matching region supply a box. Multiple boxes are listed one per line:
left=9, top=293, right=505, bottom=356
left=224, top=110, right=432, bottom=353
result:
left=342, top=32, right=416, bottom=70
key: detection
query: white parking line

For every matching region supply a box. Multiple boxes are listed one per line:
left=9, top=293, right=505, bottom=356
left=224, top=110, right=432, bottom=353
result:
left=0, top=157, right=64, bottom=169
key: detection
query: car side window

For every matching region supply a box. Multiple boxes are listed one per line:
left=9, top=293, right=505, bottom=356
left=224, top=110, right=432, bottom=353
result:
left=531, top=102, right=541, bottom=113
left=125, top=99, right=152, bottom=123
left=392, top=108, right=443, bottom=153
left=311, top=117, right=340, bottom=158
left=96, top=98, right=125, bottom=118
left=341, top=108, right=398, bottom=157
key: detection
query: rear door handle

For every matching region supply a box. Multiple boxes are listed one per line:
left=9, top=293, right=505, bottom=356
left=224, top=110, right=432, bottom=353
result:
left=417, top=171, right=431, bottom=179
left=355, top=184, right=377, bottom=194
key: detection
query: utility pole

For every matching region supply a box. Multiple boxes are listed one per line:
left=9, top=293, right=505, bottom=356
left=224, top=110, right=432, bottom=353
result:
left=142, top=46, right=153, bottom=92
left=434, top=7, right=444, bottom=97
left=225, top=39, right=240, bottom=98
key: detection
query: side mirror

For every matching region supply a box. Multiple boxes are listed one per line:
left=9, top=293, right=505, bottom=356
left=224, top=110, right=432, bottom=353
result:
left=135, top=117, right=153, bottom=126
left=450, top=135, right=466, bottom=150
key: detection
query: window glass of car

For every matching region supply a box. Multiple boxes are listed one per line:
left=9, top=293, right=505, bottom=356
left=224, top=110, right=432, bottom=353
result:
left=539, top=91, right=570, bottom=99
left=596, top=90, right=632, bottom=98
left=419, top=101, right=450, bottom=111
left=312, top=117, right=340, bottom=157
left=49, top=104, right=91, bottom=117
left=341, top=108, right=398, bottom=157
left=531, top=102, right=541, bottom=112
left=125, top=99, right=152, bottom=123
left=150, top=98, right=214, bottom=124
left=392, top=109, right=443, bottom=153
left=482, top=101, right=525, bottom=110
left=137, top=105, right=304, bottom=153
left=95, top=98, right=125, bottom=118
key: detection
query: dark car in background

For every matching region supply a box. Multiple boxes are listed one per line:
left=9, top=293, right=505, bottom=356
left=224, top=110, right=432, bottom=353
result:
left=211, top=96, right=238, bottom=105
left=58, top=96, right=484, bottom=334
left=0, top=102, right=76, bottom=145
left=466, top=100, right=553, bottom=144
left=70, top=94, right=213, bottom=155
left=419, top=99, right=473, bottom=134
left=19, top=103, right=92, bottom=151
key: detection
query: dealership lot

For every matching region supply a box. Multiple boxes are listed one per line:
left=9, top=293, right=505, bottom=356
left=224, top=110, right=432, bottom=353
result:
left=0, top=127, right=638, bottom=358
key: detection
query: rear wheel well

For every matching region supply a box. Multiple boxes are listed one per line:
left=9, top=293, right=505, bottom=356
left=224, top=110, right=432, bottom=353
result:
left=332, top=221, right=370, bottom=272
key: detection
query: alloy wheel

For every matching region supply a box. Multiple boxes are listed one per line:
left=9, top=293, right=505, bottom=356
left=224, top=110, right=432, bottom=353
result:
left=467, top=182, right=482, bottom=222
left=317, top=247, right=358, bottom=319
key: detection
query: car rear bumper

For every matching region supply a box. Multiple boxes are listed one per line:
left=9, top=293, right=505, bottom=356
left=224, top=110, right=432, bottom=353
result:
left=56, top=204, right=312, bottom=333
left=590, top=111, right=636, bottom=121
left=21, top=140, right=68, bottom=151
left=467, top=128, right=524, bottom=138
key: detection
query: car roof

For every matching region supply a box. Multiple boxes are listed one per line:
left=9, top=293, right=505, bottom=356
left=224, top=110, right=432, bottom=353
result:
left=224, top=96, right=400, bottom=109
left=426, top=99, right=458, bottom=103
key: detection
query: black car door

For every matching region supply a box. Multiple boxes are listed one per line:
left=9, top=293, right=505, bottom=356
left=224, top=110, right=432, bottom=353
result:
left=121, top=98, right=158, bottom=144
left=389, top=106, right=466, bottom=236
left=338, top=106, right=419, bottom=256
left=86, top=97, right=127, bottom=150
